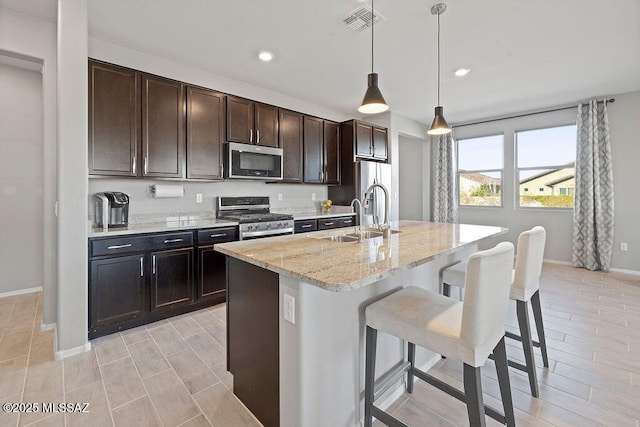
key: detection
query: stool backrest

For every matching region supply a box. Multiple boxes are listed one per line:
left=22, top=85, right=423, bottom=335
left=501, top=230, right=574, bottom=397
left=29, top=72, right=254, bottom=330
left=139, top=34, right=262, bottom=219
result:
left=512, top=226, right=546, bottom=297
left=460, top=242, right=514, bottom=366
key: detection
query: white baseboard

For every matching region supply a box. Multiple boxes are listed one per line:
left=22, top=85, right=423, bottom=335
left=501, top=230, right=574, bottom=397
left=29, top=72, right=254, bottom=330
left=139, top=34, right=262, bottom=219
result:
left=543, top=258, right=572, bottom=266
left=40, top=322, right=56, bottom=332
left=544, top=259, right=640, bottom=275
left=0, top=286, right=43, bottom=298
left=55, top=342, right=91, bottom=360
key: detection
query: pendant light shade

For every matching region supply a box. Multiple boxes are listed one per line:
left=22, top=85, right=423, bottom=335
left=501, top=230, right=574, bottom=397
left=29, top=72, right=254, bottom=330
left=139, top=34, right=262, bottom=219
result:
left=427, top=3, right=451, bottom=135
left=358, top=73, right=389, bottom=114
left=359, top=0, right=389, bottom=114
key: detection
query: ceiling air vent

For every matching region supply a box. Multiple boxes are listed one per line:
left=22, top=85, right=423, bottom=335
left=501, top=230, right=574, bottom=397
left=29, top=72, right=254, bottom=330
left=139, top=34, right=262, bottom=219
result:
left=343, top=5, right=385, bottom=32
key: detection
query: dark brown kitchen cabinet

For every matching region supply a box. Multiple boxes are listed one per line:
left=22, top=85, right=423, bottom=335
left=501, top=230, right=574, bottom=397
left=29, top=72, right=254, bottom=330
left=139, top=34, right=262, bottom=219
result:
left=197, top=227, right=237, bottom=302
left=355, top=122, right=373, bottom=159
left=372, top=126, right=388, bottom=160
left=90, top=254, right=145, bottom=328
left=279, top=109, right=304, bottom=182
left=88, top=60, right=140, bottom=176
left=186, top=86, right=226, bottom=180
left=141, top=74, right=185, bottom=178
left=150, top=247, right=193, bottom=311
left=318, top=216, right=355, bottom=230
left=226, top=96, right=279, bottom=147
left=303, top=116, right=323, bottom=183
left=344, top=120, right=388, bottom=162
left=323, top=121, right=340, bottom=184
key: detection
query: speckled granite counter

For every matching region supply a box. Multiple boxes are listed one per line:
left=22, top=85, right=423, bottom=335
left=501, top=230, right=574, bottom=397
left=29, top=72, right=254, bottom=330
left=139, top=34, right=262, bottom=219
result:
left=89, top=218, right=237, bottom=238
left=215, top=220, right=507, bottom=291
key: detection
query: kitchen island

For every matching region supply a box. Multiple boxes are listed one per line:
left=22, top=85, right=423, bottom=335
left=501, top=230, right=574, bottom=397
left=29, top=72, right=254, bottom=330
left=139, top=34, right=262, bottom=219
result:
left=215, top=220, right=507, bottom=427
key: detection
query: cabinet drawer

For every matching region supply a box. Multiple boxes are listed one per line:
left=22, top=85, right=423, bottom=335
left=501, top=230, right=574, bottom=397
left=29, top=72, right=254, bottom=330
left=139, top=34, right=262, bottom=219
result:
left=197, top=227, right=238, bottom=245
left=318, top=216, right=355, bottom=230
left=336, top=216, right=355, bottom=227
left=148, top=232, right=193, bottom=249
left=294, top=220, right=317, bottom=234
left=91, top=235, right=150, bottom=257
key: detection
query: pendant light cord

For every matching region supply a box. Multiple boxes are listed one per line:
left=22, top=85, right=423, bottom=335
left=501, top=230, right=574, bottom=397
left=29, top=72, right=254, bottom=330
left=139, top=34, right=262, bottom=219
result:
left=436, top=10, right=441, bottom=105
left=371, top=0, right=375, bottom=73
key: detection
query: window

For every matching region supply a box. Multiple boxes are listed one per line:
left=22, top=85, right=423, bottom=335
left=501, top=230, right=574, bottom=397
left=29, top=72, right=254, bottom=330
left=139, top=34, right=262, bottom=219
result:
left=516, top=125, right=576, bottom=208
left=457, top=134, right=503, bottom=206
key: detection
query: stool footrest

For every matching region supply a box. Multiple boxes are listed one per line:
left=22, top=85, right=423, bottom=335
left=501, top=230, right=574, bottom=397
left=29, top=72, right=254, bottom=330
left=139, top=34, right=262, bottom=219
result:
left=374, top=361, right=412, bottom=402
left=505, top=330, right=541, bottom=348
left=488, top=353, right=529, bottom=373
left=371, top=406, right=409, bottom=427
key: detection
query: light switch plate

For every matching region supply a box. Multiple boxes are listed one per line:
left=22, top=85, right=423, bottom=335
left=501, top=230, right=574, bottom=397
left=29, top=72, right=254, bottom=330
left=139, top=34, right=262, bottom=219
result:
left=278, top=192, right=283, bottom=201
left=196, top=193, right=203, bottom=203
left=284, top=293, right=295, bottom=324
left=312, top=193, right=316, bottom=201
left=620, top=242, right=628, bottom=251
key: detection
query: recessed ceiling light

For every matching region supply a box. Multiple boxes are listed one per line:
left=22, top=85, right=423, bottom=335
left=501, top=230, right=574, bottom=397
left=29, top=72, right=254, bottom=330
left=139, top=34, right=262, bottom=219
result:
left=454, top=68, right=470, bottom=77
left=258, top=51, right=274, bottom=62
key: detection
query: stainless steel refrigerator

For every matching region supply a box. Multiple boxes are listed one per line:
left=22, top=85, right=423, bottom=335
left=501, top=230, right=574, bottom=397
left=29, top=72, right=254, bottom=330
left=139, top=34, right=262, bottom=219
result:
left=329, top=160, right=391, bottom=227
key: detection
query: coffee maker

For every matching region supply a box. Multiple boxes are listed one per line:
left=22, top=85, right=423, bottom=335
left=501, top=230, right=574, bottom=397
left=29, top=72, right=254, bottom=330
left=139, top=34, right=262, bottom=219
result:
left=94, top=192, right=130, bottom=229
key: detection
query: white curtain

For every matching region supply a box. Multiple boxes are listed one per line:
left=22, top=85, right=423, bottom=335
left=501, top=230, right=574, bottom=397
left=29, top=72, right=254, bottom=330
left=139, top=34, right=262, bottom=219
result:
left=572, top=100, right=614, bottom=272
left=433, top=133, right=459, bottom=223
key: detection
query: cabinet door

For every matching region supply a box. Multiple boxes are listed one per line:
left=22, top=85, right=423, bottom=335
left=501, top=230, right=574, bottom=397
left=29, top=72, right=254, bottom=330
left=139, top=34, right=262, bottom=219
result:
left=198, top=246, right=227, bottom=301
left=303, top=116, right=323, bottom=183
left=372, top=126, right=388, bottom=161
left=150, top=248, right=193, bottom=311
left=90, top=254, right=145, bottom=328
left=141, top=74, right=185, bottom=178
left=355, top=122, right=373, bottom=158
left=255, top=103, right=279, bottom=147
left=227, top=96, right=254, bottom=144
left=279, top=109, right=303, bottom=182
left=323, top=121, right=340, bottom=185
left=88, top=61, right=139, bottom=176
left=186, top=86, right=225, bottom=179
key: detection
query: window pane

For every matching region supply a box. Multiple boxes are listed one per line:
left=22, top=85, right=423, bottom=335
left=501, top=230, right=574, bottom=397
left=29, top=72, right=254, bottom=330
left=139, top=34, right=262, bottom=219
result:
left=519, top=167, right=574, bottom=207
left=459, top=172, right=502, bottom=206
left=517, top=125, right=576, bottom=168
left=458, top=135, right=503, bottom=170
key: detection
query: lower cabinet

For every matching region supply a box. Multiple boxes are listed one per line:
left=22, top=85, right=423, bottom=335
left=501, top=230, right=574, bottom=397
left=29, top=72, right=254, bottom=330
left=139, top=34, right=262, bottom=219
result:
left=150, top=248, right=194, bottom=311
left=198, top=247, right=227, bottom=300
left=294, top=216, right=355, bottom=233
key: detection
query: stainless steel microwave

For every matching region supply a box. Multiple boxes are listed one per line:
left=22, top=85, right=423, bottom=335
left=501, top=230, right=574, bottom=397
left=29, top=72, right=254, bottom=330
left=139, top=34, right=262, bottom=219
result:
left=224, top=142, right=283, bottom=180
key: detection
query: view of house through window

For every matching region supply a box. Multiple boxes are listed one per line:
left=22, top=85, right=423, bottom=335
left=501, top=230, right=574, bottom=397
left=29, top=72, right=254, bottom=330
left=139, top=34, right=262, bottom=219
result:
left=457, top=134, right=503, bottom=206
left=516, top=125, right=577, bottom=208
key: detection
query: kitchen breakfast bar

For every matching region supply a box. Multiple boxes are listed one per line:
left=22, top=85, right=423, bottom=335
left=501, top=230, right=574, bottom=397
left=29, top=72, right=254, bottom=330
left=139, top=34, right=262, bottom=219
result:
left=214, top=220, right=507, bottom=427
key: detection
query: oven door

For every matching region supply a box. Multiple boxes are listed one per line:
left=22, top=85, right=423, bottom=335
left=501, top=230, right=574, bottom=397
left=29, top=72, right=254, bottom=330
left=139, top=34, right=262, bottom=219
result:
left=225, top=142, right=283, bottom=180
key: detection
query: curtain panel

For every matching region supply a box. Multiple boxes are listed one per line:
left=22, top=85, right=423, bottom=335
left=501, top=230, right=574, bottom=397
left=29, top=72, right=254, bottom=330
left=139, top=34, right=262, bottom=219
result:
left=572, top=100, right=614, bottom=272
left=433, top=133, right=459, bottom=223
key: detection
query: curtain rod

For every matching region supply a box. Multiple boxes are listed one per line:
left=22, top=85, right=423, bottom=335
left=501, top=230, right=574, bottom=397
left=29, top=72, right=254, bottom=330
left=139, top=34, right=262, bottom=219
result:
left=452, top=98, right=615, bottom=129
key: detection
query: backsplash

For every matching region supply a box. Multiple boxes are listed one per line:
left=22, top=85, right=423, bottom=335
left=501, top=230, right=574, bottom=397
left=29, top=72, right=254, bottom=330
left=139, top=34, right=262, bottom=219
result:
left=88, top=178, right=330, bottom=223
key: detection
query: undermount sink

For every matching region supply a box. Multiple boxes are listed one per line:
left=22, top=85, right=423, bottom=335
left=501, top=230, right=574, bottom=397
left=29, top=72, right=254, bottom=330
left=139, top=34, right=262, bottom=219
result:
left=321, top=235, right=360, bottom=243
left=345, top=230, right=384, bottom=239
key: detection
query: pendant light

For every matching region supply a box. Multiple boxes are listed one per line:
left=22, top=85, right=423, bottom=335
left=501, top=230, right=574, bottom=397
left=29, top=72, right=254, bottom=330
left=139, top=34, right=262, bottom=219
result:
left=427, top=3, right=451, bottom=135
left=358, top=0, right=389, bottom=114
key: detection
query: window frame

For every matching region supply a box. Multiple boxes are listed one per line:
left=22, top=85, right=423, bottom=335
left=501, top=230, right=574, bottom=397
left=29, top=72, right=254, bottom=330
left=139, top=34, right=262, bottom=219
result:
left=456, top=133, right=505, bottom=208
left=514, top=123, right=577, bottom=210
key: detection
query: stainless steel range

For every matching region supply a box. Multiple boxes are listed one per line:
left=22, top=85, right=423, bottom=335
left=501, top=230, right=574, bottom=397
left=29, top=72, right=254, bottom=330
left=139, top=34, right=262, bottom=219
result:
left=217, top=196, right=294, bottom=240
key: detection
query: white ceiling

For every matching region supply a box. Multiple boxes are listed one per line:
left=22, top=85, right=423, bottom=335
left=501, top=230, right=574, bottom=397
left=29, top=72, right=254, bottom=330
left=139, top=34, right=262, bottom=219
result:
left=2, top=0, right=640, bottom=123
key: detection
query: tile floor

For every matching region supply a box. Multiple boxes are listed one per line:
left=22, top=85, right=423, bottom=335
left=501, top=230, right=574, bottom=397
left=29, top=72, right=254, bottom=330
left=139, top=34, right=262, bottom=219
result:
left=0, top=263, right=639, bottom=426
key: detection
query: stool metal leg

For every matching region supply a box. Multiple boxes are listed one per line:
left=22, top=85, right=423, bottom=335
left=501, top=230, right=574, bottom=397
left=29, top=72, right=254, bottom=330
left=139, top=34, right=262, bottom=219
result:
left=407, top=342, right=415, bottom=393
left=492, top=337, right=516, bottom=427
left=463, top=364, right=486, bottom=427
left=531, top=290, right=549, bottom=368
left=442, top=282, right=451, bottom=297
left=364, top=326, right=377, bottom=427
left=516, top=300, right=539, bottom=397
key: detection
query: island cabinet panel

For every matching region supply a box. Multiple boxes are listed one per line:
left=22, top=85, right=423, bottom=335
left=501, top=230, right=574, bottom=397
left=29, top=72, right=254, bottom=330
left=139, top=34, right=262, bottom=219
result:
left=186, top=86, right=225, bottom=180
left=227, top=257, right=279, bottom=427
left=279, top=109, right=304, bottom=182
left=303, top=116, right=324, bottom=183
left=323, top=120, right=340, bottom=185
left=90, top=254, right=145, bottom=328
left=150, top=248, right=194, bottom=311
left=88, top=60, right=140, bottom=176
left=141, top=74, right=185, bottom=178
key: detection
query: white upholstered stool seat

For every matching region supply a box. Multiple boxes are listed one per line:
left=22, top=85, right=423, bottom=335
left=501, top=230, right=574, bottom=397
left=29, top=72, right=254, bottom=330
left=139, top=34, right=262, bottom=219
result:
left=441, top=226, right=549, bottom=398
left=364, top=242, right=516, bottom=427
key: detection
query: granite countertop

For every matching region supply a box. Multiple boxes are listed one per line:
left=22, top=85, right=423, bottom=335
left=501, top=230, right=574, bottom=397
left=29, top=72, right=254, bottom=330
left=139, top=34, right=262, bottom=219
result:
left=214, top=220, right=507, bottom=292
left=89, top=218, right=237, bottom=238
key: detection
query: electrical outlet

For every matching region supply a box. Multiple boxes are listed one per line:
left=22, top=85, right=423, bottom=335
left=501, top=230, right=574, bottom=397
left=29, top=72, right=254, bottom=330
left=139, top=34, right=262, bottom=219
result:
left=277, top=192, right=283, bottom=201
left=196, top=193, right=203, bottom=203
left=620, top=242, right=628, bottom=251
left=284, top=293, right=295, bottom=324
left=311, top=193, right=316, bottom=201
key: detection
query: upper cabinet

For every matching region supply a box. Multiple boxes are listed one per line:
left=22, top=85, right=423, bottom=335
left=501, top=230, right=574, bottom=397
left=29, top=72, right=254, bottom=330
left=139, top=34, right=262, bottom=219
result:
left=186, top=86, right=226, bottom=180
left=303, top=117, right=340, bottom=184
left=141, top=74, right=185, bottom=178
left=323, top=121, right=340, bottom=185
left=88, top=61, right=140, bottom=176
left=226, top=96, right=278, bottom=147
left=279, top=109, right=304, bottom=182
left=344, top=120, right=388, bottom=162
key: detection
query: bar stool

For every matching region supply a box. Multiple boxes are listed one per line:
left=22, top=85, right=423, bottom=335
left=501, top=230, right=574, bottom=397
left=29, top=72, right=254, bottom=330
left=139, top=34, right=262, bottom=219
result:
left=364, top=242, right=516, bottom=427
left=442, top=226, right=548, bottom=397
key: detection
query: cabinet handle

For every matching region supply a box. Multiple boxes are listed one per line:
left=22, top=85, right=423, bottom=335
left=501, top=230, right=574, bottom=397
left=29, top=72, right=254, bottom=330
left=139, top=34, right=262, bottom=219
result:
left=220, top=163, right=224, bottom=177
left=209, top=233, right=227, bottom=238
left=163, top=238, right=184, bottom=243
left=301, top=224, right=312, bottom=228
left=140, top=257, right=144, bottom=277
left=249, top=128, right=253, bottom=143
left=107, top=243, right=132, bottom=250
left=257, top=129, right=260, bottom=144
left=343, top=219, right=353, bottom=224
left=152, top=255, right=156, bottom=275
left=132, top=156, right=136, bottom=175
left=324, top=222, right=334, bottom=226
left=144, top=157, right=148, bottom=174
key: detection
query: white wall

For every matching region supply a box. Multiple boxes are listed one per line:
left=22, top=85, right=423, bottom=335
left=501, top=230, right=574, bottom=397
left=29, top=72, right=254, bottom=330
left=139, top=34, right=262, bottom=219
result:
left=0, top=7, right=57, bottom=324
left=0, top=64, right=43, bottom=294
left=439, top=91, right=640, bottom=272
left=398, top=135, right=430, bottom=220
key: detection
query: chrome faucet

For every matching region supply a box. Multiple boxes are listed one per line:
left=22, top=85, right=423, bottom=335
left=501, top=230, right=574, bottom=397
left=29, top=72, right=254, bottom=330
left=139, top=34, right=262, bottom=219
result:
left=364, top=183, right=390, bottom=237
left=350, top=198, right=364, bottom=234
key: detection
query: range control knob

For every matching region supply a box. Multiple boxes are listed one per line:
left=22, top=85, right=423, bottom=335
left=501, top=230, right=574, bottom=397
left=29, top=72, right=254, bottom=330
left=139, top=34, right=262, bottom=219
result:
left=247, top=225, right=254, bottom=231
left=266, top=223, right=272, bottom=229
